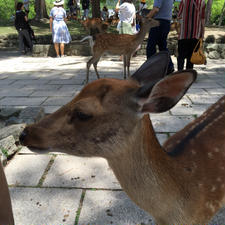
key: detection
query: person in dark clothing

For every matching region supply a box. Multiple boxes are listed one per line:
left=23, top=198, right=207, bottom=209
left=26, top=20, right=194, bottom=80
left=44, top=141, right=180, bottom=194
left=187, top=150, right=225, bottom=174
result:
left=81, top=0, right=89, bottom=20
left=146, top=0, right=174, bottom=75
left=14, top=2, right=33, bottom=54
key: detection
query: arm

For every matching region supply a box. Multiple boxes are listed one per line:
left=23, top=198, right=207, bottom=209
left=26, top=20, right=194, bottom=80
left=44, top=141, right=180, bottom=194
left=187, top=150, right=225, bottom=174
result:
left=146, top=6, right=159, bottom=18
left=49, top=17, right=53, bottom=32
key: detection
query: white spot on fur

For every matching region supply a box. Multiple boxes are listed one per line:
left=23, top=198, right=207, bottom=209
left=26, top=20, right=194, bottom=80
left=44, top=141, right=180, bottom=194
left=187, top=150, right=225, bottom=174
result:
left=214, top=148, right=220, bottom=153
left=217, top=177, right=222, bottom=182
left=192, top=150, right=196, bottom=155
left=208, top=152, right=213, bottom=159
left=211, top=186, right=216, bottom=192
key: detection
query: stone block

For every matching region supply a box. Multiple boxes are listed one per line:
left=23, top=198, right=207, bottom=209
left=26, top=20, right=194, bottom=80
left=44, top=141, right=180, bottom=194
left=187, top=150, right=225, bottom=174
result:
left=79, top=190, right=154, bottom=225
left=0, top=108, right=21, bottom=119
left=42, top=97, right=73, bottom=106
left=19, top=107, right=45, bottom=123
left=44, top=155, right=121, bottom=189
left=5, top=154, right=51, bottom=186
left=10, top=187, right=82, bottom=225
left=0, top=124, right=26, bottom=141
left=0, top=135, right=18, bottom=157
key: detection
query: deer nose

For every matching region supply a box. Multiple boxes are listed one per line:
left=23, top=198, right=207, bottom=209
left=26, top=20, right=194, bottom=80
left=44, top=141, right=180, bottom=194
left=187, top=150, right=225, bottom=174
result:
left=19, top=130, right=27, bottom=145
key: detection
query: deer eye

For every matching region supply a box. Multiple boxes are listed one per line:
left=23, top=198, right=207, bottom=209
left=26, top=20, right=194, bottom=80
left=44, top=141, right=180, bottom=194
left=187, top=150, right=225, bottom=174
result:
left=69, top=110, right=93, bottom=123
left=76, top=111, right=92, bottom=121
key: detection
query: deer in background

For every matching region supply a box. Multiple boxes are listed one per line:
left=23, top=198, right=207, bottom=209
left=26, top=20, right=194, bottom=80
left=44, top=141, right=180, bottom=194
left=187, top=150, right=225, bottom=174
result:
left=19, top=52, right=225, bottom=225
left=81, top=17, right=159, bottom=83
left=80, top=18, right=109, bottom=36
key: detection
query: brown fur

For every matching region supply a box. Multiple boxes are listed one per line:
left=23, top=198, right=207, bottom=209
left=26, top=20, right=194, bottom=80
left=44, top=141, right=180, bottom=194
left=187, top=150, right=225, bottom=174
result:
left=20, top=77, right=225, bottom=225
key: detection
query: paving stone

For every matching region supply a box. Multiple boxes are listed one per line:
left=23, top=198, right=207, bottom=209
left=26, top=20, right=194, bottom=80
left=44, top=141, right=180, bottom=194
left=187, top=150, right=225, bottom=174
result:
left=156, top=133, right=168, bottom=145
left=43, top=106, right=61, bottom=114
left=150, top=115, right=194, bottom=133
left=31, top=90, right=74, bottom=97
left=22, top=84, right=61, bottom=91
left=42, top=96, right=74, bottom=106
left=205, top=88, right=225, bottom=95
left=59, top=85, right=83, bottom=92
left=0, top=107, right=21, bottom=119
left=79, top=190, right=154, bottom=225
left=170, top=103, right=211, bottom=116
left=48, top=79, right=80, bottom=85
left=44, top=155, right=121, bottom=188
left=0, top=79, right=15, bottom=85
left=12, top=79, right=50, bottom=85
left=0, top=97, right=47, bottom=106
left=10, top=187, right=82, bottom=225
left=5, top=154, right=51, bottom=186
left=187, top=94, right=222, bottom=105
left=191, top=82, right=222, bottom=89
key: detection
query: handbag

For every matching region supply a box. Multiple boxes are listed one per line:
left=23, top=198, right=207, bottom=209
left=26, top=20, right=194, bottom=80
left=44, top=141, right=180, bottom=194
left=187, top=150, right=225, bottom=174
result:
left=190, top=38, right=206, bottom=65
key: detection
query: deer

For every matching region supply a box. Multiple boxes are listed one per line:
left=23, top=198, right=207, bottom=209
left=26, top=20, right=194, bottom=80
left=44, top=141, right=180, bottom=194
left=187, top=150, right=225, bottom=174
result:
left=80, top=18, right=109, bottom=36
left=19, top=51, right=225, bottom=225
left=81, top=17, right=159, bottom=83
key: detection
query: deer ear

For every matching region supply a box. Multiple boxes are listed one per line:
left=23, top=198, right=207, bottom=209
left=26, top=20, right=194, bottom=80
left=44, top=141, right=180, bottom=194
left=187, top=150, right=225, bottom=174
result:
left=131, top=51, right=169, bottom=85
left=135, top=70, right=197, bottom=113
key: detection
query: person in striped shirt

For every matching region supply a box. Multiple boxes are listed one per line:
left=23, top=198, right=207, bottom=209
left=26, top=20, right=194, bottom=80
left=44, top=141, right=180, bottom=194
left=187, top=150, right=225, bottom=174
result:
left=177, top=0, right=206, bottom=70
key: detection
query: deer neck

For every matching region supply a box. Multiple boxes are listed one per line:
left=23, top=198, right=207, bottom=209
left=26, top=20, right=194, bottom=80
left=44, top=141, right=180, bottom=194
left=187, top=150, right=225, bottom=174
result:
left=134, top=24, right=150, bottom=43
left=107, top=115, right=179, bottom=216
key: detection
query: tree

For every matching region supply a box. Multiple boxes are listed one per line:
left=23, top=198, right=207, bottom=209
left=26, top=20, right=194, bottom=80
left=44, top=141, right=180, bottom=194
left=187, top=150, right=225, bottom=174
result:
left=218, top=0, right=225, bottom=26
left=205, top=0, right=213, bottom=25
left=92, top=0, right=101, bottom=18
left=35, top=0, right=48, bottom=20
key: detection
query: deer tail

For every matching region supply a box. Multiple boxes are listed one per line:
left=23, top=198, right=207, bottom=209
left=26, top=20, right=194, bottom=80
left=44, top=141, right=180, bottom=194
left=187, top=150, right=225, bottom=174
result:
left=80, top=36, right=94, bottom=49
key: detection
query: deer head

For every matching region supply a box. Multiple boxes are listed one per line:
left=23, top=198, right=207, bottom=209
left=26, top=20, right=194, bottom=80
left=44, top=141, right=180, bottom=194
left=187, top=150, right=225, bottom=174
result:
left=19, top=52, right=196, bottom=159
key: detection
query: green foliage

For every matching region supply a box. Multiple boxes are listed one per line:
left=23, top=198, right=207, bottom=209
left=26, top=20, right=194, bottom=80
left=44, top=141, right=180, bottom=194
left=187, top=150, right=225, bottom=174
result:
left=211, top=0, right=225, bottom=25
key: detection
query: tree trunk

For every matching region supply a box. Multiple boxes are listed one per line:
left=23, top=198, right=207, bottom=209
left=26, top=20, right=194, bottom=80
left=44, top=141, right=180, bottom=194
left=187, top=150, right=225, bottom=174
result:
left=205, top=0, right=213, bottom=26
left=35, top=0, right=49, bottom=20
left=218, top=0, right=225, bottom=26
left=92, top=0, right=101, bottom=18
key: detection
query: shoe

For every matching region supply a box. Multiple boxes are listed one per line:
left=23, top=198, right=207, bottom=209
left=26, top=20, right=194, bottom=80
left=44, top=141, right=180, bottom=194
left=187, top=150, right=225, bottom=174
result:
left=56, top=55, right=60, bottom=58
left=61, top=55, right=66, bottom=57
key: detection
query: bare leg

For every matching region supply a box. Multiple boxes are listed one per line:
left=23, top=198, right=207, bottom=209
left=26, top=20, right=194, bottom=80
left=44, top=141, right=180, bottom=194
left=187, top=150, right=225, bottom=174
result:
left=60, top=43, right=65, bottom=56
left=0, top=163, right=14, bottom=225
left=54, top=43, right=60, bottom=57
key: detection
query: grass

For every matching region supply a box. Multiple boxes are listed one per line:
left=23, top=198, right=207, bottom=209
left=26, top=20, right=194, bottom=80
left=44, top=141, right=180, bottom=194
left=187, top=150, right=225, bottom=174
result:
left=0, top=18, right=117, bottom=37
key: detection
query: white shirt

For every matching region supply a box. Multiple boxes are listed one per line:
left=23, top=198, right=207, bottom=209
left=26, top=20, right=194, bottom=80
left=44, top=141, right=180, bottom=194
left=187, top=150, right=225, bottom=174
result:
left=118, top=2, right=135, bottom=24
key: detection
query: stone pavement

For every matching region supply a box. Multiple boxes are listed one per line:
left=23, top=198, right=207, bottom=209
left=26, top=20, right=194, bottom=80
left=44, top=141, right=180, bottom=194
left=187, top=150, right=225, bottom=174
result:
left=0, top=51, right=225, bottom=225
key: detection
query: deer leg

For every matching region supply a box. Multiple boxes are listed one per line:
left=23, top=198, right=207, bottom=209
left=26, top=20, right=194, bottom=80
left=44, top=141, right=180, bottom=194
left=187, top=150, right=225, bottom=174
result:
left=86, top=53, right=102, bottom=83
left=123, top=54, right=127, bottom=79
left=126, top=54, right=131, bottom=77
left=93, top=58, right=101, bottom=79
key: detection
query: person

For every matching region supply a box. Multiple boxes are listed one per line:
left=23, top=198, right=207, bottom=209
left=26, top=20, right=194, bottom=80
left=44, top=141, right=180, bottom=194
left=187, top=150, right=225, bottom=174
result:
left=139, top=0, right=147, bottom=16
left=14, top=2, right=33, bottom=54
left=67, top=0, right=76, bottom=17
left=76, top=0, right=81, bottom=18
left=50, top=0, right=71, bottom=58
left=101, top=6, right=109, bottom=21
left=81, top=0, right=89, bottom=20
left=146, top=0, right=174, bottom=74
left=177, top=0, right=205, bottom=70
left=115, top=0, right=136, bottom=35
left=23, top=0, right=30, bottom=15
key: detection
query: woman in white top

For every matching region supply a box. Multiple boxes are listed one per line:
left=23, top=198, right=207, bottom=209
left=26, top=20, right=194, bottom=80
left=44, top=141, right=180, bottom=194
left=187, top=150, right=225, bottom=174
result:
left=115, top=0, right=136, bottom=34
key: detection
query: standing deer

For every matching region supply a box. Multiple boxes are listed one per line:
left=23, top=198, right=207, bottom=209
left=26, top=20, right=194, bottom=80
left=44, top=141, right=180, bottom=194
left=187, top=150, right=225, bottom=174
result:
left=19, top=52, right=225, bottom=225
left=81, top=17, right=159, bottom=83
